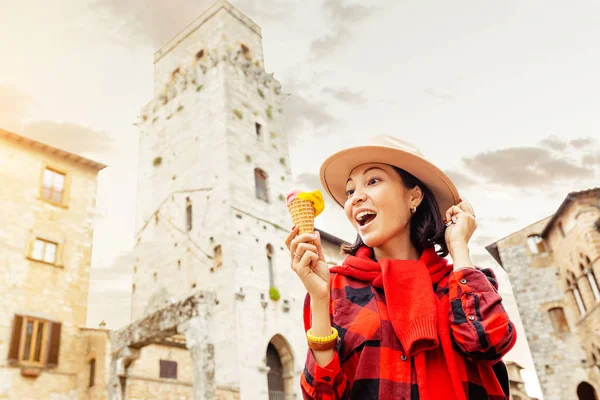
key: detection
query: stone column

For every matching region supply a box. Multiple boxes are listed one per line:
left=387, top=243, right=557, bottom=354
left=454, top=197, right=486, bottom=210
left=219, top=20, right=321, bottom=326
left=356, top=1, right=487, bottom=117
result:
left=179, top=298, right=216, bottom=400
left=107, top=347, right=140, bottom=400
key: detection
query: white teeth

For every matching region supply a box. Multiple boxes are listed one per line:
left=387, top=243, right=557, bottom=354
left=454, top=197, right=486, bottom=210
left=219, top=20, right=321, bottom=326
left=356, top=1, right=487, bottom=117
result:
left=356, top=211, right=376, bottom=223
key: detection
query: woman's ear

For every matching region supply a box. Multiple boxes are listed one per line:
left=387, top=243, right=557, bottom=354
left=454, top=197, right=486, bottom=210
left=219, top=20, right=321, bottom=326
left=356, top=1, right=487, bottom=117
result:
left=411, top=185, right=424, bottom=206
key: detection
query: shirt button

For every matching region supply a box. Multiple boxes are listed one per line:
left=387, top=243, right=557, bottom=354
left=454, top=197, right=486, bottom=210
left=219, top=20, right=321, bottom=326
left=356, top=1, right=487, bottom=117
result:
left=460, top=278, right=467, bottom=284
left=469, top=315, right=475, bottom=321
left=401, top=355, right=407, bottom=361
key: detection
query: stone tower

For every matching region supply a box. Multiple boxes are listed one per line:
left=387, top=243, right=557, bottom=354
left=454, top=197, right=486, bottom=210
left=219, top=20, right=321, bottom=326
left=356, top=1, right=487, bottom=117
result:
left=130, top=1, right=321, bottom=398
left=487, top=188, right=600, bottom=400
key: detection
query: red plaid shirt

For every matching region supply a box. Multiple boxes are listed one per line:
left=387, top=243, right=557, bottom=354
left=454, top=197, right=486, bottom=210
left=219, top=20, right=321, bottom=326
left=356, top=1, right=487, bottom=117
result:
left=300, top=266, right=516, bottom=400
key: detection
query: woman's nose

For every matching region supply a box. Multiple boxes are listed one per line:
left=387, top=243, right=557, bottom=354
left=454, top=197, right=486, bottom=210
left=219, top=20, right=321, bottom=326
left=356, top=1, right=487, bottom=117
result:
left=351, top=188, right=367, bottom=205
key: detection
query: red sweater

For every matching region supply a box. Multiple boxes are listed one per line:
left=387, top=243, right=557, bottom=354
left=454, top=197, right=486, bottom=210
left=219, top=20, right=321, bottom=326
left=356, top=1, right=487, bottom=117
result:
left=300, top=247, right=516, bottom=400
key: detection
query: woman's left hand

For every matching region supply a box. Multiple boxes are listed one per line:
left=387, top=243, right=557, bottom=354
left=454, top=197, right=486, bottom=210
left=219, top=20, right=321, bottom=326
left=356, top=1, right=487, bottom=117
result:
left=444, top=198, right=477, bottom=251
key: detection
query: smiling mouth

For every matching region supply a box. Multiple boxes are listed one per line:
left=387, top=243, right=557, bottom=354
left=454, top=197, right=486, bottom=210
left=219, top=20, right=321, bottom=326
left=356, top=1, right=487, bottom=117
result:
left=356, top=212, right=377, bottom=227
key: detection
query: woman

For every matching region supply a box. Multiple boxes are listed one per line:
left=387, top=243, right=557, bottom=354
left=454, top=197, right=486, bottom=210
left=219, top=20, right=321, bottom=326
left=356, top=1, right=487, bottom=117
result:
left=285, top=135, right=516, bottom=400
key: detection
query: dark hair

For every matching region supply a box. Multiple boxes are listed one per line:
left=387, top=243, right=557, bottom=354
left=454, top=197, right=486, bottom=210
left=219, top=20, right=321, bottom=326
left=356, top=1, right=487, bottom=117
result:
left=340, top=166, right=449, bottom=258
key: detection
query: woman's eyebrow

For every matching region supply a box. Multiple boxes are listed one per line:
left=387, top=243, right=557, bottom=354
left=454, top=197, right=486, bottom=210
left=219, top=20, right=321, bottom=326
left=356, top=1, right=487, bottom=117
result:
left=346, top=166, right=385, bottom=184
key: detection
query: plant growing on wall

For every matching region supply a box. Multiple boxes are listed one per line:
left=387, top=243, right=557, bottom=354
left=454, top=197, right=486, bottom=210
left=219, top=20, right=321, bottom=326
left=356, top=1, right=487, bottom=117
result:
left=269, top=286, right=280, bottom=301
left=233, top=109, right=243, bottom=119
left=153, top=156, right=162, bottom=167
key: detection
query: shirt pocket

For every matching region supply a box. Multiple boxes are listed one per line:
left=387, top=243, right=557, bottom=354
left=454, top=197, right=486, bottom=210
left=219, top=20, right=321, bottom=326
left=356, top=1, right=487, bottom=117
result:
left=333, top=288, right=382, bottom=362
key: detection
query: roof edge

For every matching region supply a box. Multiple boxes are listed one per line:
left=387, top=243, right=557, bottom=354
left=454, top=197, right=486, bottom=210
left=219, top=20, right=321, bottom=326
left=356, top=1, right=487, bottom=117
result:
left=0, top=128, right=108, bottom=172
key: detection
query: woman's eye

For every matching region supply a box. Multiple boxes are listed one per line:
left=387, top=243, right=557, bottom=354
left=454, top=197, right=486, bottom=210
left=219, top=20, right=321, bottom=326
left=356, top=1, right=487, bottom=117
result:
left=368, top=177, right=380, bottom=185
left=345, top=189, right=354, bottom=197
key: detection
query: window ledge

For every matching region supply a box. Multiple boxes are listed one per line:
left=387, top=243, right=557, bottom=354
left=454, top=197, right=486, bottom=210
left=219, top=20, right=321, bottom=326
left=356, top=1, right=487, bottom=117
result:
left=20, top=366, right=42, bottom=378
left=26, top=257, right=64, bottom=268
left=38, top=196, right=68, bottom=209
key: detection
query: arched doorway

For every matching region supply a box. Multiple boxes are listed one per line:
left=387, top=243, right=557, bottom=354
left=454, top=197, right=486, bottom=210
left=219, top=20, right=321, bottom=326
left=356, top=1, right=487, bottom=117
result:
left=578, top=381, right=599, bottom=400
left=266, top=335, right=294, bottom=400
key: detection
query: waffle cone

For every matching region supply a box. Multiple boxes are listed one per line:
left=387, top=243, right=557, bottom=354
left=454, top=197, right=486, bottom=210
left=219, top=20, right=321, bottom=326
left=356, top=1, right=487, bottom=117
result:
left=287, top=198, right=316, bottom=234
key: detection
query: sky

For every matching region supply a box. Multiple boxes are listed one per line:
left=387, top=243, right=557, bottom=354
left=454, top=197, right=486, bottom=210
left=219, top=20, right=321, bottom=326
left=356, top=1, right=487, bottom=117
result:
left=2, top=0, right=600, bottom=398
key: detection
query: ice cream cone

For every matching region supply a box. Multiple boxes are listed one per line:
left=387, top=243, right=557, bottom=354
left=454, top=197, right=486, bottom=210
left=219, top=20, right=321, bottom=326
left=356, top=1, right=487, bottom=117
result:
left=287, top=198, right=316, bottom=234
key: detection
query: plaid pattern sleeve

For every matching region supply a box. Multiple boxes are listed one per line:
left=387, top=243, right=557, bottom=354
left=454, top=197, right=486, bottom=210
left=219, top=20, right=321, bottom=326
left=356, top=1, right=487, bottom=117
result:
left=300, top=292, right=351, bottom=400
left=447, top=267, right=517, bottom=364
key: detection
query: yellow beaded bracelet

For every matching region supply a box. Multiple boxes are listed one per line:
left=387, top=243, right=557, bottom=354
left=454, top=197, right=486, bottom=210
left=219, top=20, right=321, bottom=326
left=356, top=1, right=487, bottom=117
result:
left=306, top=327, right=338, bottom=343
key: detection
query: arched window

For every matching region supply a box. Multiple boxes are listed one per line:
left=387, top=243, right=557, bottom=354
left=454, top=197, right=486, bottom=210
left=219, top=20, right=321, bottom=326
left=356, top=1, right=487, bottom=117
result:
left=568, top=272, right=587, bottom=317
left=266, top=244, right=274, bottom=288
left=527, top=234, right=547, bottom=254
left=577, top=381, right=598, bottom=400
left=254, top=168, right=269, bottom=202
left=185, top=197, right=192, bottom=232
left=584, top=258, right=600, bottom=302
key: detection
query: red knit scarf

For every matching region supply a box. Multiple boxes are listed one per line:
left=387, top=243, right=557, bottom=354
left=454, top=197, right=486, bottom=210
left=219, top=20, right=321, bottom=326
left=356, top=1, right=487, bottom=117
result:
left=330, top=246, right=467, bottom=400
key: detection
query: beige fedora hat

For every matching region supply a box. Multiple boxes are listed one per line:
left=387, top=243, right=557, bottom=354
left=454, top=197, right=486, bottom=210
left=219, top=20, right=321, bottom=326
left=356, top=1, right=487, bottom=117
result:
left=319, top=135, right=460, bottom=216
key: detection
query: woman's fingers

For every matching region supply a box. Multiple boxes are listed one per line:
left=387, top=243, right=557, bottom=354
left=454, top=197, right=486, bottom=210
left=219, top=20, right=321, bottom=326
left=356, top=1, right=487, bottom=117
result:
left=457, top=198, right=475, bottom=217
left=296, top=250, right=319, bottom=278
left=314, top=231, right=326, bottom=261
left=284, top=225, right=299, bottom=250
left=445, top=205, right=463, bottom=224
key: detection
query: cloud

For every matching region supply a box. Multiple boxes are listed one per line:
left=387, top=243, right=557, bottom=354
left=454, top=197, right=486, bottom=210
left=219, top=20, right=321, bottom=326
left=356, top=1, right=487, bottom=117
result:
left=0, top=84, right=34, bottom=131
left=583, top=152, right=600, bottom=166
left=310, top=0, right=377, bottom=59
left=539, top=136, right=568, bottom=152
left=322, top=87, right=366, bottom=105
left=282, top=81, right=338, bottom=142
left=463, top=146, right=594, bottom=187
left=92, top=0, right=295, bottom=48
left=445, top=170, right=478, bottom=189
left=22, top=121, right=115, bottom=158
left=570, top=137, right=596, bottom=149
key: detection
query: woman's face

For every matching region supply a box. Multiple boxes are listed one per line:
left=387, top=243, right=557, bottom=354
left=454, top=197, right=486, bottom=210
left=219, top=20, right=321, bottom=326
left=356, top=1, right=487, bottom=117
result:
left=344, top=163, right=418, bottom=248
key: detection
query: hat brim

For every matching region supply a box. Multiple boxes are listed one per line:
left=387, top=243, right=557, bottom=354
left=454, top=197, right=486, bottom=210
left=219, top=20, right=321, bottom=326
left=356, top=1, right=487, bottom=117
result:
left=319, top=145, right=460, bottom=217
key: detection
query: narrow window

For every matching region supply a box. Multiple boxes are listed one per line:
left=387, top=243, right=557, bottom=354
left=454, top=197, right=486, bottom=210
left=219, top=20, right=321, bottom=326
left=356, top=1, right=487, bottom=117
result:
left=266, top=244, right=274, bottom=288
left=240, top=43, right=252, bottom=60
left=41, top=168, right=65, bottom=204
left=89, top=358, right=96, bottom=387
left=186, top=197, right=192, bottom=232
left=548, top=307, right=570, bottom=333
left=159, top=360, right=177, bottom=379
left=256, top=122, right=263, bottom=138
left=31, top=238, right=58, bottom=264
left=214, top=245, right=222, bottom=268
left=587, top=270, right=600, bottom=302
left=573, top=286, right=587, bottom=316
left=254, top=168, right=269, bottom=202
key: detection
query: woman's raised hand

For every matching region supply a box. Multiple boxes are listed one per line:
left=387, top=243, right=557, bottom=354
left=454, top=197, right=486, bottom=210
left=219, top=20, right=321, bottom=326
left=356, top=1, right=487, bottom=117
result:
left=285, top=227, right=330, bottom=303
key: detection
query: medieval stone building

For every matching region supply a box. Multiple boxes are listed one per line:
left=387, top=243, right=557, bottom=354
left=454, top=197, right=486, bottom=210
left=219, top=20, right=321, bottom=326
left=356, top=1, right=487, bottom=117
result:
left=0, top=128, right=111, bottom=399
left=487, top=188, right=600, bottom=400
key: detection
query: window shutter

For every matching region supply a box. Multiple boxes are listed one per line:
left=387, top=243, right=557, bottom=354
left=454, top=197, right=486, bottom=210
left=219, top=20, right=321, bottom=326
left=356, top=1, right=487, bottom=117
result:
left=46, top=322, right=62, bottom=367
left=7, top=315, right=23, bottom=363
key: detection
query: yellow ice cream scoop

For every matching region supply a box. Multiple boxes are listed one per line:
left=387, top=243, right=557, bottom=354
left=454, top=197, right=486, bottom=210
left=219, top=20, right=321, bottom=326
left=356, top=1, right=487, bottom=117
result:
left=286, top=189, right=325, bottom=234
